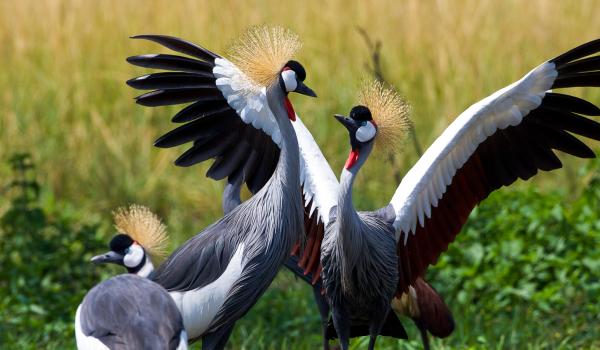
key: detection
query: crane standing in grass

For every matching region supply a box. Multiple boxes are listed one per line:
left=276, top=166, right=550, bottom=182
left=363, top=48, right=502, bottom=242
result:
left=75, top=205, right=187, bottom=350
left=221, top=109, right=454, bottom=349
left=127, top=25, right=317, bottom=349
left=290, top=39, right=600, bottom=350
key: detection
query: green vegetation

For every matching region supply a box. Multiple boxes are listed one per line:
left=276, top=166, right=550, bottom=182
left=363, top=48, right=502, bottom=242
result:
left=0, top=156, right=598, bottom=349
left=0, top=154, right=108, bottom=348
left=0, top=1, right=599, bottom=349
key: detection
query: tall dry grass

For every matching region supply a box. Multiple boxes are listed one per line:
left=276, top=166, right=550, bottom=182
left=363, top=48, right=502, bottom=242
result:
left=0, top=0, right=599, bottom=242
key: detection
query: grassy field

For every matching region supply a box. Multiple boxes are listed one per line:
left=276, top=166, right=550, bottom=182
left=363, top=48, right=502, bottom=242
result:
left=0, top=0, right=599, bottom=349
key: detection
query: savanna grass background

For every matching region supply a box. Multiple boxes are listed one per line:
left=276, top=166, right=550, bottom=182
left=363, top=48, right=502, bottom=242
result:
left=0, top=0, right=599, bottom=349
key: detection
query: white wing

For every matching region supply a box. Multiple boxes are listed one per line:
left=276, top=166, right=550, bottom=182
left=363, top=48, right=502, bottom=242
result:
left=390, top=39, right=600, bottom=294
left=293, top=117, right=339, bottom=225
left=391, top=61, right=557, bottom=240
left=213, top=58, right=282, bottom=146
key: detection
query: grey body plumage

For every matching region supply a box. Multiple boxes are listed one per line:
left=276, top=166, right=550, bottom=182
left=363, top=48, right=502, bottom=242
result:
left=151, top=85, right=305, bottom=347
left=78, top=275, right=186, bottom=350
left=127, top=30, right=315, bottom=349
left=320, top=140, right=398, bottom=350
left=77, top=226, right=187, bottom=350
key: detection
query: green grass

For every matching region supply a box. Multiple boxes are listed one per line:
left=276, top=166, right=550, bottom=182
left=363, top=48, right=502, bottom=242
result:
left=0, top=0, right=599, bottom=348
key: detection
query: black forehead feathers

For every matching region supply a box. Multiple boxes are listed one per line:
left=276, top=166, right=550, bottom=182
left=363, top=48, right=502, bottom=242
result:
left=349, top=105, right=372, bottom=122
left=284, top=60, right=306, bottom=81
left=109, top=234, right=134, bottom=252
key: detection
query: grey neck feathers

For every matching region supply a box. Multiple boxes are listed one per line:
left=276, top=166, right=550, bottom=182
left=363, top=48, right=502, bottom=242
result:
left=231, top=84, right=303, bottom=252
left=335, top=142, right=374, bottom=293
left=336, top=142, right=374, bottom=251
left=337, top=142, right=374, bottom=229
left=265, top=86, right=300, bottom=198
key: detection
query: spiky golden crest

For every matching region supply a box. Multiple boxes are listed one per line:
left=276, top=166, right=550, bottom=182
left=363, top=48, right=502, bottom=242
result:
left=228, top=25, right=302, bottom=87
left=358, top=79, right=411, bottom=156
left=113, top=205, right=168, bottom=260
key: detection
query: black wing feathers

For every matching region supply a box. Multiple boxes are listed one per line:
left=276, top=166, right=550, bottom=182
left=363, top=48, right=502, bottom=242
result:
left=171, top=100, right=230, bottom=123
left=128, top=35, right=281, bottom=194
left=131, top=34, right=219, bottom=62
left=543, top=93, right=600, bottom=116
left=127, top=54, right=213, bottom=73
left=207, top=138, right=250, bottom=180
left=552, top=39, right=600, bottom=88
left=557, top=56, right=600, bottom=75
left=553, top=72, right=600, bottom=89
left=551, top=38, right=600, bottom=68
left=155, top=111, right=237, bottom=148
left=175, top=126, right=240, bottom=167
left=127, top=72, right=216, bottom=90
left=135, top=87, right=222, bottom=107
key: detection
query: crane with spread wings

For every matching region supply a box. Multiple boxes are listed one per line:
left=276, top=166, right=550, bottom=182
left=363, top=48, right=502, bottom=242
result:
left=289, top=40, right=600, bottom=349
left=127, top=26, right=317, bottom=349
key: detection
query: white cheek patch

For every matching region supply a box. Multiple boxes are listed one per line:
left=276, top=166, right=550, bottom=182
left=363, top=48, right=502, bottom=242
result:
left=281, top=70, right=297, bottom=92
left=123, top=244, right=144, bottom=268
left=356, top=121, right=377, bottom=142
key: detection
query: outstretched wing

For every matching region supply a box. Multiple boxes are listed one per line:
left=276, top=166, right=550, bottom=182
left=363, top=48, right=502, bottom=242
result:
left=289, top=117, right=339, bottom=283
left=127, top=35, right=281, bottom=193
left=390, top=39, right=600, bottom=293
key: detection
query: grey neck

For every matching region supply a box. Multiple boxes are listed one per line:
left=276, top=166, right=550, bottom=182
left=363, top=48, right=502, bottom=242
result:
left=337, top=142, right=374, bottom=227
left=335, top=142, right=374, bottom=292
left=265, top=85, right=300, bottom=195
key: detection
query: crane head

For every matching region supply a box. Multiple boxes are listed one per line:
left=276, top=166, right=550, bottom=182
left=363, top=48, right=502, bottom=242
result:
left=91, top=233, right=147, bottom=273
left=281, top=61, right=315, bottom=94
left=334, top=105, right=378, bottom=168
left=279, top=60, right=316, bottom=121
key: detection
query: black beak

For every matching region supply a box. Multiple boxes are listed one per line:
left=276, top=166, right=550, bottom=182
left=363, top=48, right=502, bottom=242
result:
left=294, top=81, right=317, bottom=97
left=334, top=114, right=358, bottom=132
left=91, top=251, right=124, bottom=265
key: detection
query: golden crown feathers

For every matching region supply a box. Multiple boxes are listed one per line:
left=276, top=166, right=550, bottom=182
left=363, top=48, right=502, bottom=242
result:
left=358, top=78, right=412, bottom=156
left=228, top=25, right=302, bottom=87
left=112, top=204, right=169, bottom=260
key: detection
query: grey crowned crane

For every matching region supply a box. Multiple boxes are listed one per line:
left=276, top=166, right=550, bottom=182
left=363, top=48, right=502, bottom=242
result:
left=218, top=111, right=452, bottom=349
left=75, top=205, right=187, bottom=350
left=290, top=39, right=600, bottom=350
left=126, top=25, right=316, bottom=349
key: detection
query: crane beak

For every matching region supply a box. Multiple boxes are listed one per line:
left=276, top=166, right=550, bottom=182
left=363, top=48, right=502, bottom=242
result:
left=334, top=114, right=358, bottom=132
left=91, top=251, right=124, bottom=265
left=294, top=81, right=317, bottom=97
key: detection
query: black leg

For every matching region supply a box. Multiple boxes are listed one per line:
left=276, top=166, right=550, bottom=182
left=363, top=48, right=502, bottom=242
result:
left=417, top=322, right=431, bottom=350
left=312, top=286, right=331, bottom=350
left=202, top=323, right=235, bottom=350
left=367, top=307, right=390, bottom=350
left=331, top=303, right=351, bottom=350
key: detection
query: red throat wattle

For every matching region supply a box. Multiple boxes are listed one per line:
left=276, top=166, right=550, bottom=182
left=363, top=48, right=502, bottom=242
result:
left=284, top=97, right=296, bottom=121
left=345, top=150, right=359, bottom=169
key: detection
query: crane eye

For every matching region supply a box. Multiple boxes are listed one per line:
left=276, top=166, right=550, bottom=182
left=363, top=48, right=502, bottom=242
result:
left=356, top=121, right=377, bottom=142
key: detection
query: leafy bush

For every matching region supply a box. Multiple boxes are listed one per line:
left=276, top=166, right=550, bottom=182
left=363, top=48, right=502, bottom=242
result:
left=426, top=159, right=600, bottom=348
left=0, top=154, right=106, bottom=349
